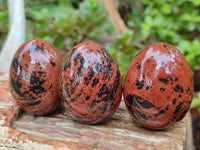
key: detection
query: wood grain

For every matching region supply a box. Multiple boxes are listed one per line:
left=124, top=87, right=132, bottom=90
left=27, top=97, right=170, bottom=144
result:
left=0, top=73, right=193, bottom=150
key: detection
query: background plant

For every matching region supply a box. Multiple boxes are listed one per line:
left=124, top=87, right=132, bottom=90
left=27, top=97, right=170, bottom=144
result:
left=117, top=0, right=200, bottom=71
left=0, top=0, right=8, bottom=50
left=25, top=0, right=114, bottom=57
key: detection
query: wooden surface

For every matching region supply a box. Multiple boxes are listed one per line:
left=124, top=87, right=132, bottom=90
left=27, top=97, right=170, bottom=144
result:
left=0, top=73, right=193, bottom=150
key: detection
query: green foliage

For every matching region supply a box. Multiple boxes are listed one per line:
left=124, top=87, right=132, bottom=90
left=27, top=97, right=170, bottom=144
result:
left=177, top=39, right=200, bottom=70
left=0, top=10, right=8, bottom=36
left=25, top=0, right=114, bottom=55
left=107, top=30, right=138, bottom=78
left=0, top=0, right=7, bottom=10
left=109, top=0, right=200, bottom=79
left=190, top=92, right=200, bottom=113
left=133, top=0, right=200, bottom=70
left=115, top=0, right=200, bottom=73
left=0, top=1, right=8, bottom=47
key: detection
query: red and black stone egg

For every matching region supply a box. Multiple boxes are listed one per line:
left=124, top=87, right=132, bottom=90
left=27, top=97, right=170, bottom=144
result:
left=123, top=42, right=193, bottom=130
left=10, top=38, right=63, bottom=115
left=59, top=42, right=122, bottom=124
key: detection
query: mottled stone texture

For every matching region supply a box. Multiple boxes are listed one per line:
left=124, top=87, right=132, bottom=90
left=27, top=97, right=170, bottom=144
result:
left=59, top=42, right=122, bottom=124
left=10, top=38, right=63, bottom=115
left=0, top=73, right=193, bottom=149
left=123, top=42, right=193, bottom=130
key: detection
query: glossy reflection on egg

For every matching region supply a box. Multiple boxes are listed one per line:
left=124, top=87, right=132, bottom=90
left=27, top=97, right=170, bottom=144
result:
left=10, top=38, right=63, bottom=115
left=123, top=42, right=193, bottom=130
left=59, top=42, right=122, bottom=124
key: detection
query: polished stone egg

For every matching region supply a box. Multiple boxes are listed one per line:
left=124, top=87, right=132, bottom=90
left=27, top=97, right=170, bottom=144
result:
left=10, top=38, right=63, bottom=115
left=123, top=42, right=193, bottom=130
left=59, top=42, right=122, bottom=124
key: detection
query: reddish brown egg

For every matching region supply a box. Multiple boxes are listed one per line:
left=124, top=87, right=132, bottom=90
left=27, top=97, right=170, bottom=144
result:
left=123, top=42, right=193, bottom=130
left=59, top=42, right=122, bottom=124
left=10, top=38, right=63, bottom=115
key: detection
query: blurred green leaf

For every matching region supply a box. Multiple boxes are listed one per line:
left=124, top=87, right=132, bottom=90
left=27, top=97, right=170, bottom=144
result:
left=31, top=9, right=48, bottom=20
left=89, top=32, right=104, bottom=41
left=53, top=36, right=65, bottom=51
left=109, top=49, right=117, bottom=58
left=25, top=30, right=34, bottom=41
left=116, top=52, right=130, bottom=77
left=193, top=0, right=200, bottom=6
left=160, top=4, right=172, bottom=14
left=42, top=36, right=52, bottom=43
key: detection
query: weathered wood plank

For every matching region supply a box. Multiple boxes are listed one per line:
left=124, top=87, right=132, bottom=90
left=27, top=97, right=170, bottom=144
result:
left=0, top=73, right=193, bottom=150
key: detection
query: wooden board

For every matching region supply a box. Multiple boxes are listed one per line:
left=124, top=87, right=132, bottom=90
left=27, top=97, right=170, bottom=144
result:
left=0, top=73, right=193, bottom=150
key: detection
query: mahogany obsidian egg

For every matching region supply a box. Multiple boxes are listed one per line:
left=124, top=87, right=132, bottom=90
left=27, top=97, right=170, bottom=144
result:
left=59, top=42, right=122, bottom=124
left=123, top=42, right=193, bottom=130
left=10, top=38, right=63, bottom=115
